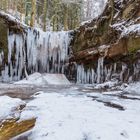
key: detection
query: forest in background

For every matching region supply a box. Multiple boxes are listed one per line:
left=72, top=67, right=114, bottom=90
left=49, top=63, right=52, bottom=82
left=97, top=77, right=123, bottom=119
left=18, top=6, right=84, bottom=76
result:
left=0, top=0, right=106, bottom=31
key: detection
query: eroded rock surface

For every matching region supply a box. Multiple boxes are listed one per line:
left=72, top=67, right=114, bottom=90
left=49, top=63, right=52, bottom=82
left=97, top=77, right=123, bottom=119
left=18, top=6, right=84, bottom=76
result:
left=71, top=0, right=140, bottom=83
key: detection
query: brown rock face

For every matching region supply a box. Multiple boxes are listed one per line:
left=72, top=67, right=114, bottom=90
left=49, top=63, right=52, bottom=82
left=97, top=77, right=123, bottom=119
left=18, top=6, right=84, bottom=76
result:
left=70, top=0, right=140, bottom=82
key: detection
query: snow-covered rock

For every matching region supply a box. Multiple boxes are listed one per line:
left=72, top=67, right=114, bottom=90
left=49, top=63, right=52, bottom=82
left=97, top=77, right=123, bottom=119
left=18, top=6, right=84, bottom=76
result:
left=94, top=80, right=119, bottom=89
left=121, top=24, right=140, bottom=37
left=14, top=73, right=70, bottom=85
left=0, top=96, right=25, bottom=121
left=123, top=82, right=140, bottom=95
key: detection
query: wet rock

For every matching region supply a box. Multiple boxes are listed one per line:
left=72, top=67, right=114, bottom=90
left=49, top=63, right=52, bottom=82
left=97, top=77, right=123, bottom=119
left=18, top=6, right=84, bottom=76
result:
left=0, top=118, right=36, bottom=140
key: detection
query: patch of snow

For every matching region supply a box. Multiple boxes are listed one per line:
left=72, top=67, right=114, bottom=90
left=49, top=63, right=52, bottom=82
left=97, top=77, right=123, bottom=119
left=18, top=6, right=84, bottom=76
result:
left=81, top=20, right=92, bottom=25
left=42, top=73, right=70, bottom=85
left=0, top=10, right=27, bottom=28
left=14, top=72, right=70, bottom=85
left=123, top=82, right=140, bottom=95
left=98, top=45, right=110, bottom=52
left=94, top=80, right=119, bottom=89
left=0, top=96, right=25, bottom=121
left=121, top=24, right=140, bottom=37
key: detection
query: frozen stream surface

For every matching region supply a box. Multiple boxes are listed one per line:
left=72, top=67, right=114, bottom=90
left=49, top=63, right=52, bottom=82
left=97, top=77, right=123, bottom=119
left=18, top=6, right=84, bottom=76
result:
left=0, top=81, right=140, bottom=140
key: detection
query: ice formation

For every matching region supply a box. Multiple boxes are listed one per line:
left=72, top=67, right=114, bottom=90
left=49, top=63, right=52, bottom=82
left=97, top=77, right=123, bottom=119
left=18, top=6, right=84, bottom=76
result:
left=0, top=28, right=139, bottom=83
left=0, top=29, right=70, bottom=82
left=0, top=51, right=4, bottom=65
left=76, top=57, right=140, bottom=84
left=77, top=57, right=107, bottom=84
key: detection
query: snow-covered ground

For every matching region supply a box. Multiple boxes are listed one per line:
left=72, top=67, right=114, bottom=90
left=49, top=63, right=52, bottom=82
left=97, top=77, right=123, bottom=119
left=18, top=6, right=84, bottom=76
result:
left=0, top=80, right=140, bottom=140
left=18, top=88, right=140, bottom=140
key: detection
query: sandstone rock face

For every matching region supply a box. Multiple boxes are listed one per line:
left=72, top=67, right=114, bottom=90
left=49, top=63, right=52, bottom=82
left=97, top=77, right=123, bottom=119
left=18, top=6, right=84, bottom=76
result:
left=70, top=0, right=140, bottom=82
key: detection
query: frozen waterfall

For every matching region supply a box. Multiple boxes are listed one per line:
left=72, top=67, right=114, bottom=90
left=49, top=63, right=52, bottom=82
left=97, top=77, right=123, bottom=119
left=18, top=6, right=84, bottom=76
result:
left=0, top=29, right=70, bottom=82
left=0, top=28, right=139, bottom=83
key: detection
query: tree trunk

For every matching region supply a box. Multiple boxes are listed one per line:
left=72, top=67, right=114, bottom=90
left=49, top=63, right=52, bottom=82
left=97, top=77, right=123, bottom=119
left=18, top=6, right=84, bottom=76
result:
left=64, top=4, right=68, bottom=31
left=43, top=0, right=47, bottom=31
left=30, top=0, right=36, bottom=27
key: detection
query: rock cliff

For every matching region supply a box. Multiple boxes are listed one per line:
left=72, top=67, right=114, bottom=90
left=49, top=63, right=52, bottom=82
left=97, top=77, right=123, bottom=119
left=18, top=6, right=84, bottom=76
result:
left=71, top=0, right=140, bottom=82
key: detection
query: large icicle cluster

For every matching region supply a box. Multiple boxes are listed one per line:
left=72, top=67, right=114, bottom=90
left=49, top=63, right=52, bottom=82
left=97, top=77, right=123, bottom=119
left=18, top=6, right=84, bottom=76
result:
left=76, top=57, right=107, bottom=84
left=76, top=57, right=140, bottom=84
left=0, top=29, right=70, bottom=82
left=26, top=29, right=69, bottom=73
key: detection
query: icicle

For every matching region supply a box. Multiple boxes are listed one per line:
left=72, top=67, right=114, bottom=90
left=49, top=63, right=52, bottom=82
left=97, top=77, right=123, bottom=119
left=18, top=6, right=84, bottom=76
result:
left=120, top=63, right=127, bottom=82
left=91, top=69, right=95, bottom=83
left=105, top=65, right=112, bottom=81
left=113, top=63, right=117, bottom=73
left=97, top=57, right=104, bottom=83
left=0, top=51, right=4, bottom=65
left=133, top=59, right=140, bottom=80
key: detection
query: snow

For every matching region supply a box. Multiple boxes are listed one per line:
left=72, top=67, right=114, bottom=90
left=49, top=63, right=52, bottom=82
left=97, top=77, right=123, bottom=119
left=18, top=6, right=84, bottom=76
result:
left=18, top=89, right=140, bottom=140
left=41, top=73, right=70, bottom=85
left=111, top=22, right=140, bottom=37
left=0, top=81, right=140, bottom=140
left=94, top=80, right=119, bottom=89
left=0, top=10, right=27, bottom=28
left=111, top=21, right=126, bottom=32
left=123, top=82, right=140, bottom=95
left=14, top=72, right=70, bottom=85
left=0, top=96, right=25, bottom=121
left=121, top=24, right=140, bottom=37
